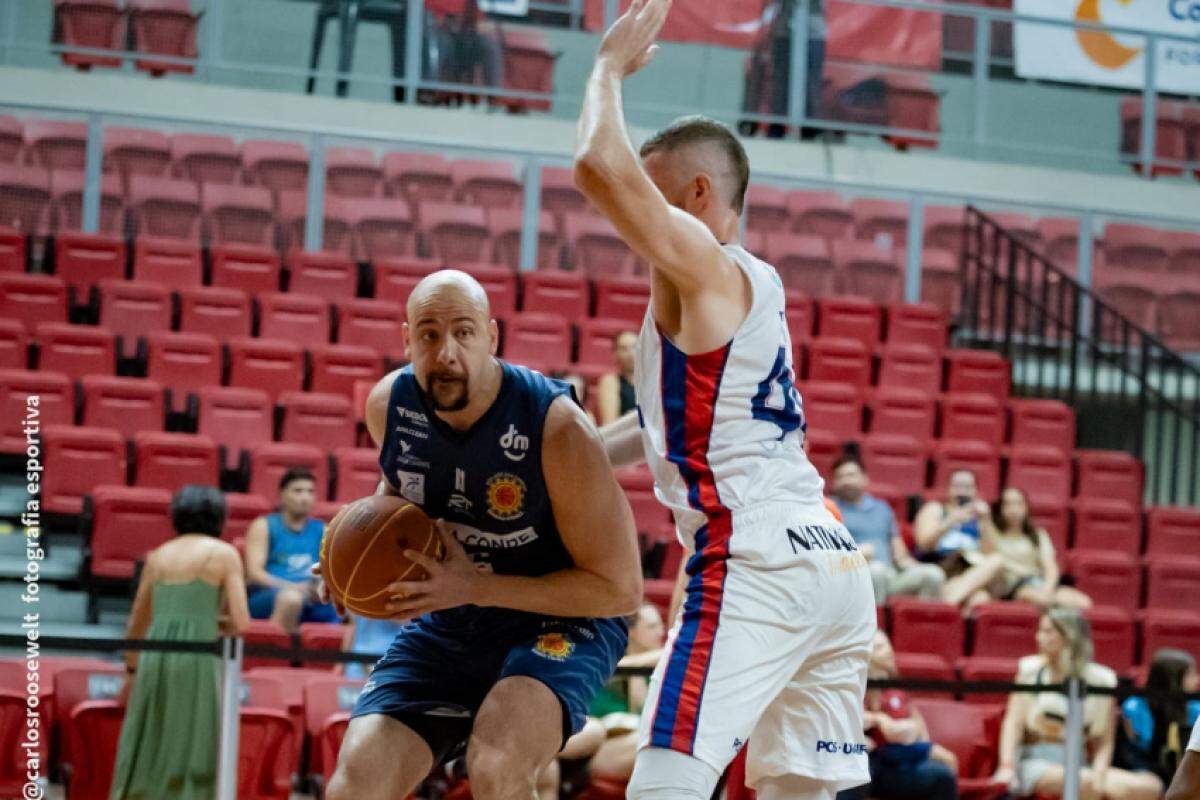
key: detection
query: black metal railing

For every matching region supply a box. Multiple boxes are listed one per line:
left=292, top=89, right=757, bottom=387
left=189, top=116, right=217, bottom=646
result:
left=958, top=207, right=1200, bottom=507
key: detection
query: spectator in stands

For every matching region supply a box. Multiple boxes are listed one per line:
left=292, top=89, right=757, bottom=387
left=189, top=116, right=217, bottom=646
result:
left=914, top=469, right=1007, bottom=612
left=830, top=455, right=945, bottom=605
left=245, top=468, right=339, bottom=632
left=741, top=0, right=826, bottom=139
left=1165, top=720, right=1200, bottom=800
left=994, top=608, right=1163, bottom=800
left=111, top=486, right=251, bottom=799
left=1117, top=649, right=1200, bottom=787
left=341, top=616, right=406, bottom=680
left=550, top=369, right=596, bottom=424
left=980, top=487, right=1091, bottom=610
left=839, top=630, right=960, bottom=800
left=596, top=330, right=638, bottom=426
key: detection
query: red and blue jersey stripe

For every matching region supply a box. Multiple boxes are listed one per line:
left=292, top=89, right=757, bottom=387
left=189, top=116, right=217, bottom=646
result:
left=649, top=334, right=734, bottom=755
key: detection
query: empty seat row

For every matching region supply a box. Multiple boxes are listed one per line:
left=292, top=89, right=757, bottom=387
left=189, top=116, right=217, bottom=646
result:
left=1118, top=98, right=1200, bottom=179
left=51, top=0, right=200, bottom=76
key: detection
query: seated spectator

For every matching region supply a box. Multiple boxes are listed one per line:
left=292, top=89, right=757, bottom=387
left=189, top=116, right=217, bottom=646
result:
left=341, top=616, right=406, bottom=680
left=1117, top=649, right=1200, bottom=787
left=980, top=487, right=1091, bottom=610
left=550, top=369, right=596, bottom=424
left=831, top=455, right=944, bottom=605
left=914, top=469, right=1007, bottom=611
left=839, top=630, right=959, bottom=800
left=595, top=330, right=638, bottom=426
left=244, top=468, right=339, bottom=632
left=994, top=608, right=1162, bottom=800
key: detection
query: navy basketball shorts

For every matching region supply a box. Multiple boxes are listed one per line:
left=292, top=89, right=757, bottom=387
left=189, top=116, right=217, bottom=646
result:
left=351, top=610, right=628, bottom=765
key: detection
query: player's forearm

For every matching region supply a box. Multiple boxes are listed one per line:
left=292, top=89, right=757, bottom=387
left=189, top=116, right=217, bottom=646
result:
left=599, top=410, right=644, bottom=468
left=575, top=60, right=640, bottom=192
left=473, top=567, right=642, bottom=618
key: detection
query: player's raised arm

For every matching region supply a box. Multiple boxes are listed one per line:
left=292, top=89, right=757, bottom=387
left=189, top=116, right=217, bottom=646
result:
left=574, top=0, right=735, bottom=295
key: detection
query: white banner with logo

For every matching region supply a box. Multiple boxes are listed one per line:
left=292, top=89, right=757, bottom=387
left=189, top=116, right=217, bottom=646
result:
left=1014, top=0, right=1200, bottom=94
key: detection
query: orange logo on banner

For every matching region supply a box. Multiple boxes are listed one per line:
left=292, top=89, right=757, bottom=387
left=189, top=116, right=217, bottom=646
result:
left=1075, top=0, right=1143, bottom=69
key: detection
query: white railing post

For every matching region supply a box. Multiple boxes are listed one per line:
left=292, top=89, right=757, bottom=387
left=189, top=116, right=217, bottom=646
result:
left=1139, top=33, right=1158, bottom=179
left=216, top=636, right=243, bottom=800
left=1061, top=676, right=1085, bottom=800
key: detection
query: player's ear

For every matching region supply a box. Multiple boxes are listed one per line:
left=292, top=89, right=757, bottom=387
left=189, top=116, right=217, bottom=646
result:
left=690, top=173, right=713, bottom=214
left=488, top=319, right=499, bottom=355
left=401, top=322, right=412, bottom=360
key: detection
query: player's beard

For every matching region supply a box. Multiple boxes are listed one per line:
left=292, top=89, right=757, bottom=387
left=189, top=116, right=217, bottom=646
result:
left=425, top=372, right=470, bottom=412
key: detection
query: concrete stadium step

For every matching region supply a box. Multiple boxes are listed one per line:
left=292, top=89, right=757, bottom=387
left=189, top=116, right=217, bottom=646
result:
left=0, top=539, right=83, bottom=583
left=0, top=583, right=89, bottom=623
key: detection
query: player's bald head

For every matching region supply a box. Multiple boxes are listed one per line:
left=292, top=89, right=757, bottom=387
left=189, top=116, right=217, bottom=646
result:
left=640, top=115, right=749, bottom=214
left=407, top=269, right=491, bottom=325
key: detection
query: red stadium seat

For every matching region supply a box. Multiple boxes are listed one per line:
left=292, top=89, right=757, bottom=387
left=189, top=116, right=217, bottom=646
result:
left=890, top=598, right=964, bottom=665
left=304, top=676, right=365, bottom=779
left=383, top=151, right=453, bottom=204
left=1071, top=497, right=1141, bottom=556
left=146, top=331, right=221, bottom=409
left=0, top=164, right=51, bottom=236
left=1084, top=607, right=1136, bottom=675
left=132, top=236, right=203, bottom=288
left=1070, top=550, right=1140, bottom=615
left=834, top=240, right=903, bottom=303
left=278, top=190, right=353, bottom=255
left=522, top=270, right=588, bottom=320
left=563, top=213, right=634, bottom=278
left=338, top=196, right=416, bottom=261
left=241, top=140, right=309, bottom=195
left=503, top=313, right=571, bottom=373
left=335, top=299, right=404, bottom=361
left=851, top=198, right=909, bottom=248
left=62, top=701, right=124, bottom=800
left=539, top=165, right=587, bottom=222
left=1103, top=222, right=1171, bottom=274
left=1168, top=228, right=1200, bottom=275
left=127, top=0, right=200, bottom=77
left=171, top=132, right=241, bottom=186
left=80, top=374, right=164, bottom=439
left=35, top=322, right=114, bottom=381
left=577, top=317, right=633, bottom=373
left=1076, top=450, right=1143, bottom=510
left=893, top=651, right=956, bottom=699
left=803, top=429, right=842, bottom=480
left=1141, top=609, right=1200, bottom=663
left=0, top=116, right=19, bottom=164
left=798, top=381, right=862, bottom=443
left=919, top=248, right=960, bottom=316
left=460, top=263, right=518, bottom=318
left=0, top=319, right=26, bottom=370
left=24, top=118, right=87, bottom=171
left=817, top=296, right=883, bottom=350
left=227, top=338, right=305, bottom=402
left=767, top=235, right=835, bottom=298
left=886, top=302, right=947, bottom=354
left=258, top=292, right=330, bottom=345
left=419, top=201, right=490, bottom=264
left=197, top=386, right=273, bottom=470
left=1161, top=289, right=1200, bottom=352
left=1095, top=276, right=1157, bottom=333
left=805, top=337, right=871, bottom=391
left=788, top=190, right=853, bottom=240
left=242, top=619, right=293, bottom=670
left=1145, top=506, right=1200, bottom=561
left=1007, top=445, right=1072, bottom=507
left=133, top=431, right=219, bottom=491
left=279, top=391, right=356, bottom=452
left=128, top=174, right=201, bottom=241
left=211, top=244, right=282, bottom=295
left=223, top=492, right=272, bottom=543
left=867, top=388, right=936, bottom=445
left=203, top=183, right=275, bottom=248
left=309, top=344, right=382, bottom=397
left=52, top=170, right=124, bottom=235
left=593, top=276, right=650, bottom=326
left=104, top=126, right=171, bottom=186
left=616, top=465, right=669, bottom=535
left=490, top=208, right=559, bottom=271
left=178, top=285, right=252, bottom=342
left=0, top=226, right=25, bottom=273
left=0, top=371, right=74, bottom=455
left=325, top=146, right=383, bottom=198
left=89, top=485, right=173, bottom=579
left=299, top=623, right=348, bottom=670
left=53, top=0, right=125, bottom=70
left=372, top=256, right=439, bottom=304
left=98, top=279, right=172, bottom=355
left=970, top=602, right=1040, bottom=659
left=745, top=184, right=790, bottom=235
left=1039, top=217, right=1081, bottom=269
left=784, top=291, right=814, bottom=343
left=943, top=350, right=1008, bottom=403
left=1144, top=558, right=1200, bottom=614
left=287, top=251, right=358, bottom=300
left=958, top=656, right=1020, bottom=704
left=452, top=159, right=522, bottom=209
left=333, top=447, right=382, bottom=501
left=249, top=442, right=328, bottom=500
left=53, top=232, right=125, bottom=291
left=0, top=273, right=68, bottom=332
left=1027, top=495, right=1070, bottom=570
left=877, top=343, right=940, bottom=395
left=1007, top=399, right=1075, bottom=456
left=911, top=698, right=1007, bottom=797
left=932, top=440, right=1001, bottom=499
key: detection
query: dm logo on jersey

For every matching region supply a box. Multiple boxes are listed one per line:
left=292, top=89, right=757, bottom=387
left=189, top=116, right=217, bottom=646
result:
left=533, top=632, right=574, bottom=662
left=486, top=473, right=526, bottom=521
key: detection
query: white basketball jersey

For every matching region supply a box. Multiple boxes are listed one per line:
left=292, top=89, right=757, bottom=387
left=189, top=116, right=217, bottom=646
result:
left=634, top=245, right=826, bottom=547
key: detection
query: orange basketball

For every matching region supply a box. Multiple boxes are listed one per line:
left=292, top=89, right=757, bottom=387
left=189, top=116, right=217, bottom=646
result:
left=318, top=495, right=443, bottom=619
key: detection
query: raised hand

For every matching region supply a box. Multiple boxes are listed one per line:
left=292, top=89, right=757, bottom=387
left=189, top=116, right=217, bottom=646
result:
left=597, top=0, right=672, bottom=77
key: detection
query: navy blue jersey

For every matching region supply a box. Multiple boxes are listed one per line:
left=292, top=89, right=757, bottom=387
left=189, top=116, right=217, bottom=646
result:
left=379, top=361, right=575, bottom=585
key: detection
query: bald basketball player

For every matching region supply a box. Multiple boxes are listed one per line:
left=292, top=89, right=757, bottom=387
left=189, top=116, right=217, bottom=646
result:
left=574, top=2, right=876, bottom=799
left=320, top=270, right=642, bottom=800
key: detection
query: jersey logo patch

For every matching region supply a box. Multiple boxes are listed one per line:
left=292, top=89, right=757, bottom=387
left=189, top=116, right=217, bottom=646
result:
left=486, top=473, right=526, bottom=521
left=533, top=632, right=574, bottom=662
left=499, top=423, right=530, bottom=462
left=396, top=470, right=426, bottom=505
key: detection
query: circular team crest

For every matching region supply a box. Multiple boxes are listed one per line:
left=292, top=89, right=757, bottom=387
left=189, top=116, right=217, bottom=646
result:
left=533, top=632, right=575, bottom=662
left=486, top=473, right=526, bottom=521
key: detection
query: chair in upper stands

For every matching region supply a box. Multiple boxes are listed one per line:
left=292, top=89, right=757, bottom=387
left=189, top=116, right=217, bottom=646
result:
left=53, top=0, right=125, bottom=70
left=80, top=374, right=165, bottom=440
left=279, top=391, right=356, bottom=452
left=851, top=198, right=909, bottom=248
left=1007, top=399, right=1075, bottom=456
left=788, top=190, right=853, bottom=240
left=227, top=338, right=305, bottom=402
left=944, top=350, right=1010, bottom=404
left=132, top=236, right=203, bottom=288
left=309, top=344, right=382, bottom=397
left=563, top=213, right=635, bottom=277
left=211, top=245, right=283, bottom=295
left=258, top=292, right=331, bottom=345
left=223, top=492, right=272, bottom=543
left=1085, top=606, right=1137, bottom=675
left=1140, top=609, right=1200, bottom=664
left=383, top=151, right=453, bottom=205
left=806, top=337, right=872, bottom=391
left=203, top=183, right=276, bottom=249
left=593, top=276, right=650, bottom=326
left=1069, top=550, right=1141, bottom=615
left=867, top=388, right=936, bottom=446
left=51, top=170, right=124, bottom=235
left=248, top=442, right=329, bottom=499
left=1145, top=506, right=1200, bottom=562
left=171, top=132, right=241, bottom=186
left=768, top=235, right=835, bottom=298
left=816, top=296, right=883, bottom=351
left=24, top=118, right=88, bottom=172
left=197, top=386, right=273, bottom=472
left=798, top=381, right=863, bottom=444
left=451, top=159, right=522, bottom=210
left=889, top=598, right=964, bottom=668
left=940, top=393, right=1005, bottom=449
left=834, top=239, right=904, bottom=303
left=0, top=116, right=19, bottom=164
left=459, top=263, right=518, bottom=318
left=745, top=184, right=790, bottom=235
left=133, top=431, right=220, bottom=492
left=127, top=0, right=201, bottom=76
left=325, top=146, right=383, bottom=198
left=1143, top=558, right=1200, bottom=614
left=931, top=440, right=1001, bottom=500
left=522, top=270, right=588, bottom=320
left=0, top=164, right=52, bottom=236
left=146, top=331, right=221, bottom=414
left=104, top=126, right=172, bottom=188
left=242, top=140, right=309, bottom=196
left=1076, top=450, right=1143, bottom=510
left=333, top=447, right=382, bottom=501
left=919, top=248, right=960, bottom=315
left=1006, top=445, right=1072, bottom=507
left=502, top=313, right=571, bottom=374
left=0, top=372, right=74, bottom=455
left=490, top=207, right=560, bottom=271
left=128, top=175, right=202, bottom=242
left=0, top=227, right=26, bottom=273
left=877, top=343, right=940, bottom=395
left=419, top=201, right=491, bottom=264
left=886, top=302, right=947, bottom=354
left=0, top=319, right=26, bottom=370
left=335, top=298, right=405, bottom=362
left=288, top=251, right=358, bottom=300
left=970, top=602, right=1040, bottom=660
left=88, top=485, right=174, bottom=580
left=178, top=286, right=252, bottom=342
left=35, top=322, right=115, bottom=381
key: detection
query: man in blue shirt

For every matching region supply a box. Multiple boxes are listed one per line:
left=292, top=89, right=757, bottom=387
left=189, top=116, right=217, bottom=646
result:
left=244, top=468, right=339, bottom=631
left=830, top=455, right=944, bottom=605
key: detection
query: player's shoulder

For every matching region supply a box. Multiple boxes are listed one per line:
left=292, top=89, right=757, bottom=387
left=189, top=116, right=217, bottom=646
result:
left=500, top=360, right=573, bottom=404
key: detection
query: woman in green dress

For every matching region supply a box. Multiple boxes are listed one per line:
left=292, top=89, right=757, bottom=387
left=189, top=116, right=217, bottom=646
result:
left=110, top=485, right=251, bottom=800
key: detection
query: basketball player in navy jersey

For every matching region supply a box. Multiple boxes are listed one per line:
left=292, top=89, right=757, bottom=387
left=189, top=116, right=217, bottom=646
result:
left=321, top=270, right=643, bottom=800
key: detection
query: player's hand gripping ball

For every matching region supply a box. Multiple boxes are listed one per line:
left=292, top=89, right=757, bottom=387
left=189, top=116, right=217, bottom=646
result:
left=318, top=495, right=444, bottom=619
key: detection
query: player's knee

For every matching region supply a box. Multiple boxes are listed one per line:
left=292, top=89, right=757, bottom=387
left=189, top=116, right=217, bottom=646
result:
left=466, top=742, right=536, bottom=799
left=753, top=774, right=837, bottom=800
left=626, top=748, right=719, bottom=800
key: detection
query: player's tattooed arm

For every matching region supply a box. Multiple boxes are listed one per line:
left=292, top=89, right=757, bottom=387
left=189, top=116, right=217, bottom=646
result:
left=598, top=409, right=645, bottom=468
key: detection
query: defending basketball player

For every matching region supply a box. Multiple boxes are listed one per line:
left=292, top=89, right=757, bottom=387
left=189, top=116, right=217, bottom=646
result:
left=574, top=1, right=876, bottom=798
left=320, top=270, right=643, bottom=800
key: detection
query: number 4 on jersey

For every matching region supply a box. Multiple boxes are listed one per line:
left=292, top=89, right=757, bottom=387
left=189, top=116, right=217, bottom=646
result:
left=751, top=346, right=804, bottom=440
